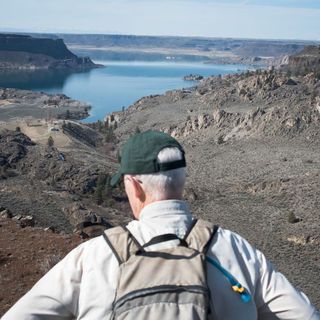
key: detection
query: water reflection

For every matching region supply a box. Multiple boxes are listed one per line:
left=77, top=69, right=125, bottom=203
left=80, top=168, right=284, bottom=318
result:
left=0, top=68, right=94, bottom=91
left=0, top=62, right=249, bottom=122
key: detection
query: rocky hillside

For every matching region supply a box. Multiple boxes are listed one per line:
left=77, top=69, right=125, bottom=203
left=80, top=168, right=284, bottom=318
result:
left=1, top=60, right=320, bottom=313
left=0, top=34, right=99, bottom=69
left=0, top=125, right=128, bottom=316
left=111, top=70, right=320, bottom=143
left=106, top=68, right=320, bottom=308
left=0, top=127, right=129, bottom=233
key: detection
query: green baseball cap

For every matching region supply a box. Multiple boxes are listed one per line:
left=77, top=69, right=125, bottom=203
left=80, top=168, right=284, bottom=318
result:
left=110, top=130, right=186, bottom=186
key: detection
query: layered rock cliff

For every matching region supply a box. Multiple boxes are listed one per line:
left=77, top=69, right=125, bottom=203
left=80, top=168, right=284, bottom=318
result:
left=282, top=45, right=320, bottom=77
left=0, top=34, right=99, bottom=69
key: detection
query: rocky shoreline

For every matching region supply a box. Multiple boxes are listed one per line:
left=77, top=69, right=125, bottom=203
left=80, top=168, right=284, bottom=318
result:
left=0, top=88, right=91, bottom=122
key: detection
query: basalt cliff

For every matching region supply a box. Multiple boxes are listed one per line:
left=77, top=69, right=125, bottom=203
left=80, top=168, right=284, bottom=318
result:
left=282, top=45, right=320, bottom=78
left=0, top=34, right=99, bottom=70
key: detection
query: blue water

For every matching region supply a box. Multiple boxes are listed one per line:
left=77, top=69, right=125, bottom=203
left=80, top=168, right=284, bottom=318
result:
left=0, top=61, right=249, bottom=122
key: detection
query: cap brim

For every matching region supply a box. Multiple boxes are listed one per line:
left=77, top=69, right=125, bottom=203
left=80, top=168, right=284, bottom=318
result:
left=110, top=171, right=122, bottom=187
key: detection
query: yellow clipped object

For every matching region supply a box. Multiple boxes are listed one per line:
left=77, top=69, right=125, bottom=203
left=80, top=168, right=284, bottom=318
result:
left=232, top=285, right=245, bottom=293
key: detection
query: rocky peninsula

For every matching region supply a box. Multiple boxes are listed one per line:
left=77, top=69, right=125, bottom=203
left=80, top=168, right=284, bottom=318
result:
left=0, top=88, right=91, bottom=121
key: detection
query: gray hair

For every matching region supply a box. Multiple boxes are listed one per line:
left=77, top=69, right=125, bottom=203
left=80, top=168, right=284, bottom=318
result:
left=133, top=147, right=186, bottom=200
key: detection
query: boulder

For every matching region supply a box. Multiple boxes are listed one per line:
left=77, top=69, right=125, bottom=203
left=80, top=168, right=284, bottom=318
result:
left=0, top=130, right=35, bottom=166
left=18, top=215, right=35, bottom=228
left=0, top=209, right=13, bottom=219
left=197, top=114, right=210, bottom=129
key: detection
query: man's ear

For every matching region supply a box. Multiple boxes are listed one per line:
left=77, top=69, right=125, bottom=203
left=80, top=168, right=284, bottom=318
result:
left=132, top=178, right=145, bottom=201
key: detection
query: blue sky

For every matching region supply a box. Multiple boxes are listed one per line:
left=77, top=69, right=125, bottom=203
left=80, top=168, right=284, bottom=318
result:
left=0, top=0, right=319, bottom=40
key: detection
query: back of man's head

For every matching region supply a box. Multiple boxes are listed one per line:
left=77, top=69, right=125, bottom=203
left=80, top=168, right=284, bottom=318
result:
left=134, top=147, right=186, bottom=200
left=110, top=130, right=187, bottom=201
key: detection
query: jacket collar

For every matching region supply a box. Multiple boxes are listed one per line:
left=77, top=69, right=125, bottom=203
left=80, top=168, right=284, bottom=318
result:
left=127, top=200, right=193, bottom=244
left=140, top=199, right=191, bottom=221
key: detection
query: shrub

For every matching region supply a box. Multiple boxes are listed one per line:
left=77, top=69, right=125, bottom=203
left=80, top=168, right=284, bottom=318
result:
left=287, top=211, right=300, bottom=224
left=135, top=126, right=141, bottom=134
left=47, top=136, right=54, bottom=147
left=0, top=165, right=8, bottom=179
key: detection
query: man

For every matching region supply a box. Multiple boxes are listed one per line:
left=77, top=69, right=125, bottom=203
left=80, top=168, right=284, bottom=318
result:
left=3, top=130, right=319, bottom=319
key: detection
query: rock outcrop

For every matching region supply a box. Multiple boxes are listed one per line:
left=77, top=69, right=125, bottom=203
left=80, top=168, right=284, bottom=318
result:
left=282, top=45, right=320, bottom=77
left=183, top=74, right=204, bottom=81
left=112, top=69, right=319, bottom=143
left=0, top=130, right=35, bottom=168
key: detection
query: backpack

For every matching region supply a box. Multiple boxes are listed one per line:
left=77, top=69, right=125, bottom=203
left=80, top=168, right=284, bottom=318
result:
left=103, top=219, right=218, bottom=320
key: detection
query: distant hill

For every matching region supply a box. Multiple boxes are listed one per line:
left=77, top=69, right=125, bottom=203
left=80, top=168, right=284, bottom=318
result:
left=12, top=32, right=319, bottom=65
left=0, top=34, right=99, bottom=69
left=47, top=34, right=315, bottom=64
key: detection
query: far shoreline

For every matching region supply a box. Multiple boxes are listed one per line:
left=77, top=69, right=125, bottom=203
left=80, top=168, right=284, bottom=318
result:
left=0, top=60, right=252, bottom=123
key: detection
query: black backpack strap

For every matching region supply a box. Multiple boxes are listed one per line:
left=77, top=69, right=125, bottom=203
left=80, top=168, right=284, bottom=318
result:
left=183, top=218, right=198, bottom=240
left=142, top=233, right=188, bottom=248
left=122, top=226, right=145, bottom=252
left=142, top=219, right=199, bottom=249
left=185, top=219, right=219, bottom=253
left=102, top=226, right=143, bottom=265
left=102, top=230, right=123, bottom=265
left=204, top=224, right=219, bottom=254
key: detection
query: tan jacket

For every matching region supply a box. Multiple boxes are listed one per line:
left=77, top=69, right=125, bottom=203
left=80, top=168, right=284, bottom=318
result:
left=2, top=200, right=319, bottom=319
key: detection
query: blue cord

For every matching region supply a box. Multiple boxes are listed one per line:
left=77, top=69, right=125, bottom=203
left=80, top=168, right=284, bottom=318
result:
left=206, top=256, right=251, bottom=303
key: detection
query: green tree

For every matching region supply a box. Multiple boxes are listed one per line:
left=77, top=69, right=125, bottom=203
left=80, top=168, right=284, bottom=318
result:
left=97, top=120, right=103, bottom=132
left=104, top=127, right=115, bottom=142
left=95, top=174, right=111, bottom=205
left=65, top=110, right=71, bottom=119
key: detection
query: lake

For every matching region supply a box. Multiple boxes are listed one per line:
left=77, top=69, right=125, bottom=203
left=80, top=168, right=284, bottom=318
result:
left=0, top=61, right=249, bottom=122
